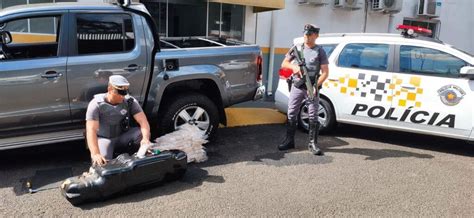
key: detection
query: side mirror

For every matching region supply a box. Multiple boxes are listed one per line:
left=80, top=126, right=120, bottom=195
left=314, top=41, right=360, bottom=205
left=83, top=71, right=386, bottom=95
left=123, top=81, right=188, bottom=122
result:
left=460, top=66, right=474, bottom=80
left=117, top=0, right=131, bottom=7
left=0, top=31, right=12, bottom=44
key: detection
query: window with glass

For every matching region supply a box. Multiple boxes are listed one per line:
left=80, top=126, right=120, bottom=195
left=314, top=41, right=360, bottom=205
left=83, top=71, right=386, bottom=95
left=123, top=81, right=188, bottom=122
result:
left=399, top=45, right=468, bottom=75
left=0, top=0, right=76, bottom=9
left=1, top=16, right=61, bottom=60
left=4, top=16, right=59, bottom=44
left=76, top=13, right=135, bottom=55
left=0, top=0, right=76, bottom=35
left=144, top=1, right=167, bottom=37
left=208, top=3, right=244, bottom=40
left=338, top=43, right=390, bottom=71
left=167, top=1, right=206, bottom=37
left=321, top=44, right=338, bottom=57
left=142, top=1, right=245, bottom=41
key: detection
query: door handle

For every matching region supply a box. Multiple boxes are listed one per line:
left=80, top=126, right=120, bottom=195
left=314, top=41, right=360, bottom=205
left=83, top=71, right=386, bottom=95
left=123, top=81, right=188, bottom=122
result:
left=41, top=71, right=62, bottom=79
left=123, top=64, right=139, bottom=72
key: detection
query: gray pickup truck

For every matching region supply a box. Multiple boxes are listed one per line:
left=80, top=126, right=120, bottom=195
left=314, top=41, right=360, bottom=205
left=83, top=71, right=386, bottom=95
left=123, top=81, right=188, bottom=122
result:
left=0, top=2, right=264, bottom=150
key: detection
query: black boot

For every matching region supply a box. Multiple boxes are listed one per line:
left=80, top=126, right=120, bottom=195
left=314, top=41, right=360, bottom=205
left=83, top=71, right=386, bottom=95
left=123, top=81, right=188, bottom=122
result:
left=308, top=120, right=323, bottom=155
left=278, top=119, right=297, bottom=151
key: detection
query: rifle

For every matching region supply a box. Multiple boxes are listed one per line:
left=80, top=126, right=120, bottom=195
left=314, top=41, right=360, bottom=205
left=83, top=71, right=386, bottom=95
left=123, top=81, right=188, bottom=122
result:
left=291, top=44, right=320, bottom=101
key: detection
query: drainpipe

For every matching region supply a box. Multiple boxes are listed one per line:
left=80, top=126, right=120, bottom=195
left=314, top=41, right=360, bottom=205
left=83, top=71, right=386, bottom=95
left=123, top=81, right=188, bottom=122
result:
left=388, top=13, right=394, bottom=33
left=362, top=0, right=369, bottom=32
left=267, top=11, right=276, bottom=96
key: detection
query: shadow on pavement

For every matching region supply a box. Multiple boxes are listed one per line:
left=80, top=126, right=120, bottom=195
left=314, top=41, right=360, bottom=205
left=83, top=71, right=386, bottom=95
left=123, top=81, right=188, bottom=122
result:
left=333, top=124, right=474, bottom=157
left=201, top=124, right=439, bottom=167
left=1, top=123, right=470, bottom=204
left=77, top=166, right=224, bottom=209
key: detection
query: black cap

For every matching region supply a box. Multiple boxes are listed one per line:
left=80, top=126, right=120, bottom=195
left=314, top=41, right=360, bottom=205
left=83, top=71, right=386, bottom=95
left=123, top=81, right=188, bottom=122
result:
left=303, top=24, right=320, bottom=35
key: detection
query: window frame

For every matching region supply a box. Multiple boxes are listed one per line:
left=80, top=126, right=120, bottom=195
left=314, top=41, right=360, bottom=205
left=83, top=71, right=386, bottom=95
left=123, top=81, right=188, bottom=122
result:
left=320, top=44, right=338, bottom=58
left=394, top=44, right=469, bottom=78
left=69, top=11, right=136, bottom=57
left=335, top=42, right=394, bottom=72
left=0, top=11, right=68, bottom=61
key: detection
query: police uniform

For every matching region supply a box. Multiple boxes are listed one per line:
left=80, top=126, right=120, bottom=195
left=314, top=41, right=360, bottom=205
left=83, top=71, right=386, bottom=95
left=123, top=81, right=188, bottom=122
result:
left=85, top=77, right=143, bottom=160
left=278, top=24, right=328, bottom=155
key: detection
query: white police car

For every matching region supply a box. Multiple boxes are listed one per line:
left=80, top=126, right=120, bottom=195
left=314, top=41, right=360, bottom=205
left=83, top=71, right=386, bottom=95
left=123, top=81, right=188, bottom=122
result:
left=275, top=25, right=474, bottom=141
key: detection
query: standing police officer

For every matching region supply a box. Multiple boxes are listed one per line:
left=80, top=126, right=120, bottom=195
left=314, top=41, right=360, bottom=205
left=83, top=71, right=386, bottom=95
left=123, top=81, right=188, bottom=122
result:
left=278, top=24, right=329, bottom=155
left=86, top=75, right=151, bottom=165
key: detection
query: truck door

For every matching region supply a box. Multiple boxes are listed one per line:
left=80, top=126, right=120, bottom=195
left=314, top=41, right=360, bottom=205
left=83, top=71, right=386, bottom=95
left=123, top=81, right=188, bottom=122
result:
left=0, top=13, right=70, bottom=135
left=66, top=12, right=148, bottom=123
left=326, top=43, right=394, bottom=127
left=389, top=44, right=473, bottom=139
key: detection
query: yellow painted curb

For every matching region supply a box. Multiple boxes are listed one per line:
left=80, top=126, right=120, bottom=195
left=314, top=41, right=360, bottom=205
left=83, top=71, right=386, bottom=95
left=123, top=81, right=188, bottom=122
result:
left=221, top=108, right=287, bottom=128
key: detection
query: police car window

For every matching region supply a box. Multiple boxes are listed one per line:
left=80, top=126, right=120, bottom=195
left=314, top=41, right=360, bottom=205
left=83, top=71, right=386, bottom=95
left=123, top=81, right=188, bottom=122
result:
left=76, top=14, right=135, bottom=55
left=400, top=46, right=467, bottom=75
left=321, top=44, right=337, bottom=57
left=338, top=43, right=389, bottom=71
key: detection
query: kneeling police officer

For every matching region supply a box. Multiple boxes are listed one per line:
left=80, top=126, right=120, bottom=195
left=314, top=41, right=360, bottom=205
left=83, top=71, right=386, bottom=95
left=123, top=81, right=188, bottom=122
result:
left=86, top=75, right=151, bottom=166
left=278, top=24, right=329, bottom=155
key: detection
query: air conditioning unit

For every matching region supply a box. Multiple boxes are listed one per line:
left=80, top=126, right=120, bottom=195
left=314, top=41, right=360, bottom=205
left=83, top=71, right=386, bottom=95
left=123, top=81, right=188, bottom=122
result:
left=417, top=0, right=441, bottom=17
left=371, top=0, right=403, bottom=13
left=334, top=0, right=362, bottom=10
left=298, top=0, right=328, bottom=6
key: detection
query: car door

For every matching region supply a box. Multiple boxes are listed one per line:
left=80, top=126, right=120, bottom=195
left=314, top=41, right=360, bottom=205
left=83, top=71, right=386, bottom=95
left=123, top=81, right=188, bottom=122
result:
left=389, top=43, right=473, bottom=139
left=324, top=42, right=394, bottom=127
left=0, top=13, right=70, bottom=136
left=66, top=12, right=148, bottom=123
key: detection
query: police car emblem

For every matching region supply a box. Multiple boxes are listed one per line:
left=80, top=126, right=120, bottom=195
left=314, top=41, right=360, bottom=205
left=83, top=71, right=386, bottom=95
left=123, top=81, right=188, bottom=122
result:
left=437, top=85, right=465, bottom=106
left=120, top=109, right=128, bottom=115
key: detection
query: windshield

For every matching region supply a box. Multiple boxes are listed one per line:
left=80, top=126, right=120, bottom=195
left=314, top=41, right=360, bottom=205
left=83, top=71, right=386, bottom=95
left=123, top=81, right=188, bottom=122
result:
left=449, top=45, right=474, bottom=57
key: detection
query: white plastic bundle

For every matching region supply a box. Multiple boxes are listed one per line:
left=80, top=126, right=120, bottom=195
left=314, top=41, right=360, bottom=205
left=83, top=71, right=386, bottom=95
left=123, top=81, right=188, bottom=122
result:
left=151, top=124, right=208, bottom=163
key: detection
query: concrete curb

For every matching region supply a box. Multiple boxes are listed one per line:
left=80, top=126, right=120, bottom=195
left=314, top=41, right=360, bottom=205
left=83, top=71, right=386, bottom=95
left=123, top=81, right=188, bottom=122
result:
left=221, top=108, right=287, bottom=128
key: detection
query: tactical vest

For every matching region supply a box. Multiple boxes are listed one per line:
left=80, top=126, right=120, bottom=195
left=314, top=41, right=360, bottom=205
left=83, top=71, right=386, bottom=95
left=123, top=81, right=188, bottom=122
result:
left=95, top=94, right=133, bottom=138
left=293, top=43, right=321, bottom=86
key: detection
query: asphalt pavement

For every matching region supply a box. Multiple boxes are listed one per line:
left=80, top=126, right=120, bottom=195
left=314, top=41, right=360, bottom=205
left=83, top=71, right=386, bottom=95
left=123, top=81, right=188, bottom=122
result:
left=0, top=99, right=473, bottom=216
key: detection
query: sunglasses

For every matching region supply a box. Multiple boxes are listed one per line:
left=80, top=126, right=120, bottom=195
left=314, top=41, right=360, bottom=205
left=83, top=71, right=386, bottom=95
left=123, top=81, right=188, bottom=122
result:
left=115, top=88, right=128, bottom=96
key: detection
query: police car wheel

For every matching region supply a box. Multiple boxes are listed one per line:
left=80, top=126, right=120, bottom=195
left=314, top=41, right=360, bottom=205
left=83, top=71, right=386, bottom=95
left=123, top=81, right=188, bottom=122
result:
left=298, top=98, right=336, bottom=133
left=158, top=93, right=219, bottom=139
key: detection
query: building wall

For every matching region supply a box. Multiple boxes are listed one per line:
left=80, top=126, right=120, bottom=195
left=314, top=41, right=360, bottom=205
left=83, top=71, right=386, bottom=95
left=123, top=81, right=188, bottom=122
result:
left=256, top=0, right=474, bottom=96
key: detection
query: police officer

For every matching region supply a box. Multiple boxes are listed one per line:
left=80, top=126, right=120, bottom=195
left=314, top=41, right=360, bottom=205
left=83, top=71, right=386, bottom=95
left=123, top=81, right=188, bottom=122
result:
left=278, top=24, right=329, bottom=155
left=86, top=75, right=151, bottom=165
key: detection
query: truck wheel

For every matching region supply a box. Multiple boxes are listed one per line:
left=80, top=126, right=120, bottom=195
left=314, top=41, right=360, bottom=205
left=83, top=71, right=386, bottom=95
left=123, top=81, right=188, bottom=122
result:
left=159, top=93, right=219, bottom=139
left=298, top=98, right=336, bottom=133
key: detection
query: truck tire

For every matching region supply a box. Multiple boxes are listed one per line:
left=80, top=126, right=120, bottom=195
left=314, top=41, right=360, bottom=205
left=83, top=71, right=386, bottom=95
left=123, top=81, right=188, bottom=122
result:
left=298, top=98, right=336, bottom=133
left=158, top=93, right=219, bottom=139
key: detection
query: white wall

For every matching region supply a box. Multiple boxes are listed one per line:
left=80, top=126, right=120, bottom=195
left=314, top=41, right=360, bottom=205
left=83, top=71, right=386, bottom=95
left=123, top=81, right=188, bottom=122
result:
left=255, top=0, right=474, bottom=54
left=244, top=6, right=257, bottom=43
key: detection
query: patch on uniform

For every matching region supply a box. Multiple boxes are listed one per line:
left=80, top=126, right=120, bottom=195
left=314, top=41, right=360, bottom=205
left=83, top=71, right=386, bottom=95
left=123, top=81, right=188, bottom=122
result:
left=120, top=109, right=127, bottom=115
left=323, top=74, right=424, bottom=107
left=437, top=85, right=465, bottom=106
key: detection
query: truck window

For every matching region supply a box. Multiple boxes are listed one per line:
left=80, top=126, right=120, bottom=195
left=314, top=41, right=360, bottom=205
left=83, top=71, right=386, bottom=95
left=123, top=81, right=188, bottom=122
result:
left=0, top=15, right=60, bottom=60
left=337, top=43, right=389, bottom=71
left=399, top=45, right=468, bottom=75
left=76, top=13, right=135, bottom=55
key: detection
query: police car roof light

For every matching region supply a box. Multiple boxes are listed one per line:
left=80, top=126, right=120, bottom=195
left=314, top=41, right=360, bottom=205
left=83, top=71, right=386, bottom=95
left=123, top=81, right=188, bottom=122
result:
left=396, top=24, right=432, bottom=38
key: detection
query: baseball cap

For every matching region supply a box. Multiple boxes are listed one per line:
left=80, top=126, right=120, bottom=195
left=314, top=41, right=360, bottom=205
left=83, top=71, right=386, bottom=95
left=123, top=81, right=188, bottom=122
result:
left=303, top=24, right=320, bottom=35
left=108, top=75, right=130, bottom=90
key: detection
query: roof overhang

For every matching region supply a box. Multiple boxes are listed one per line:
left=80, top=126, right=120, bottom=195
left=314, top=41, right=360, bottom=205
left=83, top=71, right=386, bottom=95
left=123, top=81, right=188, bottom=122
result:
left=209, top=0, right=285, bottom=12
